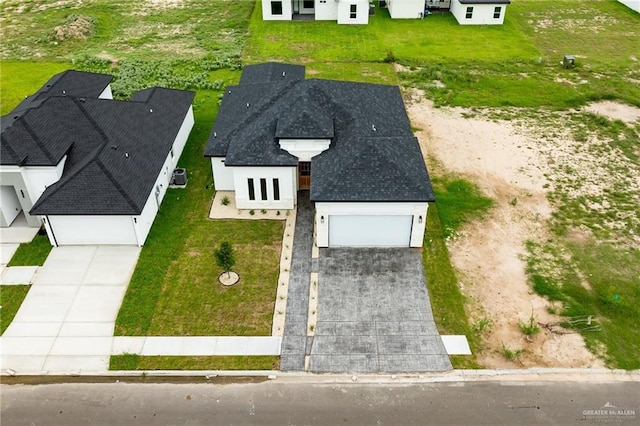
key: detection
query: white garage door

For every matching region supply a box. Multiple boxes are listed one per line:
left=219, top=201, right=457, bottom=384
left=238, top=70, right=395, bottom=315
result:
left=329, top=215, right=413, bottom=247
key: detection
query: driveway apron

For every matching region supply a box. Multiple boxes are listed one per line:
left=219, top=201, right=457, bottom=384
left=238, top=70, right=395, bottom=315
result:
left=310, top=248, right=452, bottom=373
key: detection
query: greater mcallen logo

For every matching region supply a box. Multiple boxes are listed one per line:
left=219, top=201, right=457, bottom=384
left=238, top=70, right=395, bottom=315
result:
left=583, top=402, right=636, bottom=422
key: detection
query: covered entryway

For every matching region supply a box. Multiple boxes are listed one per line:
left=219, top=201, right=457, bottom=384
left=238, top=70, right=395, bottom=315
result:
left=328, top=215, right=413, bottom=247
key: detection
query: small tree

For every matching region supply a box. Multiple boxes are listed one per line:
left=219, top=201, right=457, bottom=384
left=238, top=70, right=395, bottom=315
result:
left=214, top=241, right=235, bottom=278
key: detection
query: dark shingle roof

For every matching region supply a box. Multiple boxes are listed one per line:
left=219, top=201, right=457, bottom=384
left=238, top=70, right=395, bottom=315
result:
left=2, top=70, right=194, bottom=215
left=204, top=63, right=434, bottom=203
left=239, top=62, right=306, bottom=85
left=1, top=70, right=113, bottom=132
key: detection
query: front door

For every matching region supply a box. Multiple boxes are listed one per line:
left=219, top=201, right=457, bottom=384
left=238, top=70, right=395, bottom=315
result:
left=298, top=161, right=311, bottom=190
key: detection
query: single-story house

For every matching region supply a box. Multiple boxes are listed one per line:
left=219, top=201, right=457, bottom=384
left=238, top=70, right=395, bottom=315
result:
left=204, top=63, right=435, bottom=248
left=262, top=0, right=510, bottom=24
left=0, top=70, right=195, bottom=246
left=262, top=0, right=370, bottom=24
left=449, top=0, right=510, bottom=25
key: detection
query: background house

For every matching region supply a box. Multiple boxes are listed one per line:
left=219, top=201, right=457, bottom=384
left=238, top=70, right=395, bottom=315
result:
left=0, top=71, right=195, bottom=246
left=205, top=63, right=435, bottom=248
left=449, top=0, right=510, bottom=25
left=262, top=0, right=371, bottom=24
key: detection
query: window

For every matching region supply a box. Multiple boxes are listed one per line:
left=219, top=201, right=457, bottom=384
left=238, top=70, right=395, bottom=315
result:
left=465, top=6, right=473, bottom=19
left=271, top=1, right=283, bottom=15
left=273, top=178, right=280, bottom=201
left=260, top=178, right=268, bottom=201
left=493, top=6, right=501, bottom=19
left=350, top=4, right=357, bottom=19
left=248, top=178, right=255, bottom=200
left=299, top=162, right=311, bottom=176
left=303, top=0, right=314, bottom=8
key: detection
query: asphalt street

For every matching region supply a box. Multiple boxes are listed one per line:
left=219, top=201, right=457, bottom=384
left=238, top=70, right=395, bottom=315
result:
left=1, top=380, right=638, bottom=425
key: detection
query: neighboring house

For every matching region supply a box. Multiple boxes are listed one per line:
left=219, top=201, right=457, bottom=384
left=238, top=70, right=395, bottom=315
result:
left=262, top=0, right=370, bottom=24
left=262, top=0, right=510, bottom=24
left=449, top=0, right=510, bottom=25
left=204, top=63, right=435, bottom=248
left=0, top=70, right=195, bottom=246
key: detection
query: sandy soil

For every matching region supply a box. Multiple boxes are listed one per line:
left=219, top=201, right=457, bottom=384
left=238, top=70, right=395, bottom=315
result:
left=406, top=93, right=607, bottom=368
left=584, top=101, right=640, bottom=124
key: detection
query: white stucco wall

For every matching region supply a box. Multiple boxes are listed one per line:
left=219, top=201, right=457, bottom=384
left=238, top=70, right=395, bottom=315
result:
left=387, top=0, right=424, bottom=19
left=450, top=0, right=507, bottom=25
left=262, top=0, right=293, bottom=20
left=233, top=167, right=297, bottom=210
left=171, top=106, right=194, bottom=169
left=315, top=0, right=338, bottom=20
left=211, top=158, right=235, bottom=190
left=618, top=0, right=640, bottom=13
left=279, top=139, right=331, bottom=162
left=315, top=202, right=429, bottom=247
left=0, top=168, right=39, bottom=227
left=21, top=157, right=66, bottom=205
left=337, top=0, right=369, bottom=24
left=99, top=84, right=113, bottom=100
left=0, top=185, right=22, bottom=227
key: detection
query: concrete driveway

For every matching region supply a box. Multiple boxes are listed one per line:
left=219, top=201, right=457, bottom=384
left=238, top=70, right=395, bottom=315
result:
left=310, top=248, right=452, bottom=373
left=1, top=246, right=140, bottom=373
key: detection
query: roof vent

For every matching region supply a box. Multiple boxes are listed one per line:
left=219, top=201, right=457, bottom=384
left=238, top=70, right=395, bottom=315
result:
left=246, top=103, right=250, bottom=108
left=79, top=98, right=86, bottom=103
left=125, top=152, right=129, bottom=158
left=372, top=124, right=377, bottom=132
left=46, top=84, right=51, bottom=88
left=213, top=131, right=217, bottom=138
left=149, top=108, right=153, bottom=113
left=62, top=90, right=66, bottom=95
left=282, top=71, right=286, bottom=77
left=228, top=90, right=231, bottom=94
left=110, top=145, right=118, bottom=150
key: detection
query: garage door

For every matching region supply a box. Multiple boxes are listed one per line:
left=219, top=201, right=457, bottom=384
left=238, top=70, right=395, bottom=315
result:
left=329, top=215, right=412, bottom=247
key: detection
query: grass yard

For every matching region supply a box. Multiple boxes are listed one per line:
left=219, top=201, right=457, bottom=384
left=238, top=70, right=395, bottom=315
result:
left=6, top=233, right=52, bottom=267
left=110, top=354, right=279, bottom=371
left=0, top=285, right=31, bottom=335
left=114, top=80, right=284, bottom=338
left=423, top=172, right=494, bottom=369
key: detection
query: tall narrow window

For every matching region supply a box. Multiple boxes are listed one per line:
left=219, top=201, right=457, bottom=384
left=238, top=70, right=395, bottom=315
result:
left=260, top=178, right=268, bottom=201
left=493, top=6, right=501, bottom=19
left=350, top=4, right=357, bottom=19
left=271, top=1, right=283, bottom=15
left=248, top=178, right=255, bottom=201
left=273, top=178, right=280, bottom=201
left=465, top=6, right=473, bottom=19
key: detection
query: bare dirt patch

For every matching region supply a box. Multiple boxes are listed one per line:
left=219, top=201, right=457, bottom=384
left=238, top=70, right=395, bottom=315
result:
left=407, top=94, right=605, bottom=368
left=584, top=101, right=640, bottom=124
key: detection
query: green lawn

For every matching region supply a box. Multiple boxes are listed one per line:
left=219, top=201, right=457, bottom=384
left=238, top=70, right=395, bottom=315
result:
left=114, top=83, right=284, bottom=338
left=110, top=354, right=279, bottom=371
left=1, top=285, right=30, bottom=335
left=7, top=234, right=52, bottom=267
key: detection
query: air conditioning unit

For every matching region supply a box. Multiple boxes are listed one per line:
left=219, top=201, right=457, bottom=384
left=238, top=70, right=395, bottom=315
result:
left=172, top=168, right=187, bottom=186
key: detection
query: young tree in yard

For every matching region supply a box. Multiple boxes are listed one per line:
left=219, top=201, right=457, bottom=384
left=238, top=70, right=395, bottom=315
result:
left=215, top=241, right=235, bottom=278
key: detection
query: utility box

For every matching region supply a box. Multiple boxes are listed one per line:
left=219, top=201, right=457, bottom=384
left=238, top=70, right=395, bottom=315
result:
left=562, top=55, right=576, bottom=69
left=172, top=168, right=187, bottom=186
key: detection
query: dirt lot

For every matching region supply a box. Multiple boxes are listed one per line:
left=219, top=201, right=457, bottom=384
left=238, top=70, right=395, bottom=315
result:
left=407, top=94, right=640, bottom=368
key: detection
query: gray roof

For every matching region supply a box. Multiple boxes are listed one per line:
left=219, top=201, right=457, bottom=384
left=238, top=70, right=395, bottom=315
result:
left=239, top=62, right=305, bottom=85
left=204, top=63, right=434, bottom=203
left=2, top=71, right=194, bottom=215
left=1, top=70, right=113, bottom=132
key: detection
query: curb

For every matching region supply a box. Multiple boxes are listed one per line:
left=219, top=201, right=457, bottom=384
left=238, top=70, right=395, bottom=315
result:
left=3, top=369, right=639, bottom=383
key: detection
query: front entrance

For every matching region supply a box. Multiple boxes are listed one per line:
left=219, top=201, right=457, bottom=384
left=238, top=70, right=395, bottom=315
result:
left=298, top=161, right=311, bottom=190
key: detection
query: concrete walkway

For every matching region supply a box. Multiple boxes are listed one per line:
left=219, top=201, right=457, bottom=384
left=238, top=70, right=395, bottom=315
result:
left=1, top=246, right=140, bottom=373
left=280, top=192, right=314, bottom=371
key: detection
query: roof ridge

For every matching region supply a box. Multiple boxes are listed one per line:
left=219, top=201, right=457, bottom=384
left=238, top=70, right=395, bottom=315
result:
left=95, top=158, right=140, bottom=212
left=70, top=97, right=111, bottom=146
left=21, top=113, right=57, bottom=163
left=221, top=81, right=300, bottom=144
